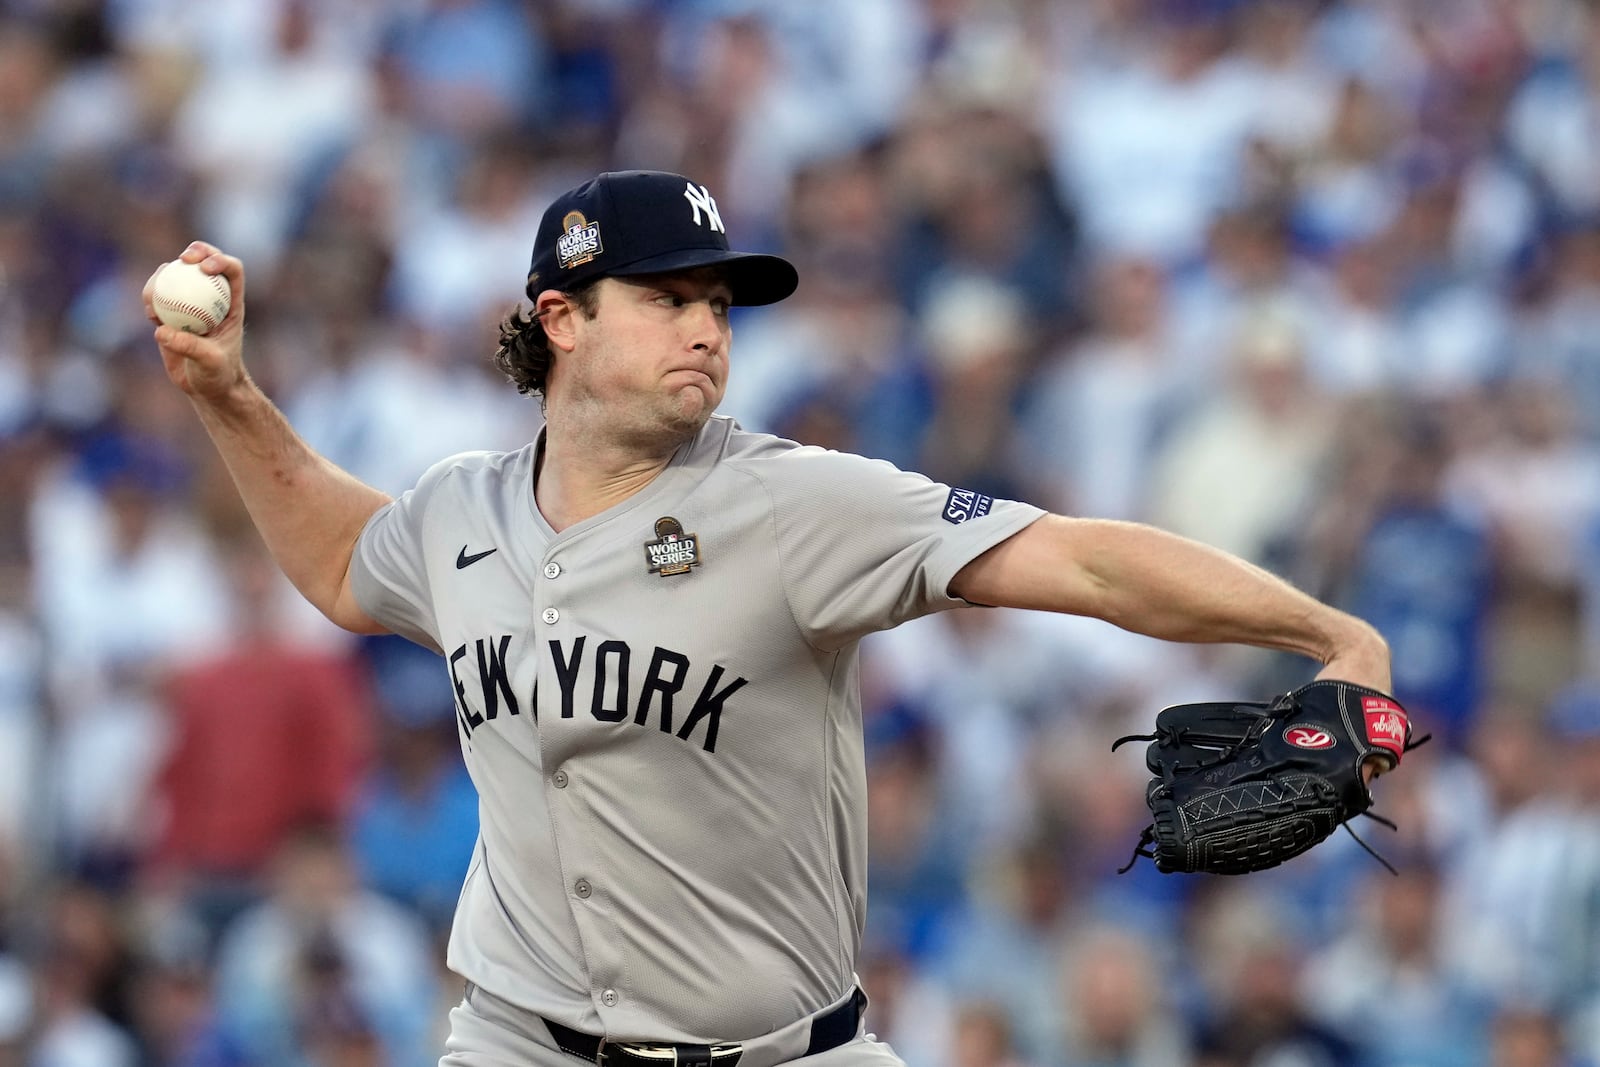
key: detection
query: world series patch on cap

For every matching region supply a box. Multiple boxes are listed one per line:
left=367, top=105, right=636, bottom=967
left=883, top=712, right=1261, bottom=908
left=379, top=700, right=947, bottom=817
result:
left=526, top=171, right=798, bottom=307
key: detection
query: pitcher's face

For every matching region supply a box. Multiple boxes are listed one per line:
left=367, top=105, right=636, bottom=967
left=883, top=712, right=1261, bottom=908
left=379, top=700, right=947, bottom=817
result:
left=559, top=270, right=734, bottom=443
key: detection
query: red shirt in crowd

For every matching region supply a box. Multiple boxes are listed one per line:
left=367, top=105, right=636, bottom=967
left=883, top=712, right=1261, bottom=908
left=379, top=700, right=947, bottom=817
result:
left=152, top=639, right=374, bottom=879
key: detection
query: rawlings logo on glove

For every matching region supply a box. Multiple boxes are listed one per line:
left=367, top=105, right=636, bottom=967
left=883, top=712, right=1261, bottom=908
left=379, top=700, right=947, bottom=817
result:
left=1112, top=680, right=1427, bottom=876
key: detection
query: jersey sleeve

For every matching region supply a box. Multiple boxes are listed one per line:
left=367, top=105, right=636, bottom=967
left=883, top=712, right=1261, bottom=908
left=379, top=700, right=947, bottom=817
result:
left=750, top=448, right=1046, bottom=650
left=348, top=454, right=466, bottom=654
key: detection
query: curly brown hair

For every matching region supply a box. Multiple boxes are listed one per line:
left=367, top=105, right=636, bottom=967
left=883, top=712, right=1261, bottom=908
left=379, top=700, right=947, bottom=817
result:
left=493, top=280, right=602, bottom=396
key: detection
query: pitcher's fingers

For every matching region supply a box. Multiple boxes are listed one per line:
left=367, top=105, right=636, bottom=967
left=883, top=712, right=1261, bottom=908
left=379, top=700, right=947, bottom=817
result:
left=177, top=240, right=221, bottom=264
left=187, top=246, right=246, bottom=317
left=154, top=322, right=203, bottom=355
left=141, top=244, right=240, bottom=323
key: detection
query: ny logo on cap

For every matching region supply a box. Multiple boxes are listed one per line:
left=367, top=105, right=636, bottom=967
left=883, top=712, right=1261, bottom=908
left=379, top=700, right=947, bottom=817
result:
left=683, top=183, right=725, bottom=234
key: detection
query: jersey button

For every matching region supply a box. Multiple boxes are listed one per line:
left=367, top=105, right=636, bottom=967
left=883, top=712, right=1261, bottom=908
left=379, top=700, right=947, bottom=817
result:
left=600, top=989, right=619, bottom=1007
left=541, top=607, right=560, bottom=625
left=544, top=562, right=561, bottom=579
left=552, top=770, right=568, bottom=789
left=574, top=879, right=591, bottom=899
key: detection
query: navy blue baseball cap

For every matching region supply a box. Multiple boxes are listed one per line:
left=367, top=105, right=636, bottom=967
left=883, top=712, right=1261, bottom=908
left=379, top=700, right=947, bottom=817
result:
left=526, top=170, right=798, bottom=306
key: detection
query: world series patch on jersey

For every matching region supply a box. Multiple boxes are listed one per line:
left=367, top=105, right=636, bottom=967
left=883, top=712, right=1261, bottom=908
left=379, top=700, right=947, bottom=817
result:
left=643, top=517, right=699, bottom=576
left=347, top=415, right=1044, bottom=1042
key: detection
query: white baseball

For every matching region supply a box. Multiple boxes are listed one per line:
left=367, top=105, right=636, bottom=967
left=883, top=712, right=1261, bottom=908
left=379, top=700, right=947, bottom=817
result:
left=152, top=259, right=232, bottom=335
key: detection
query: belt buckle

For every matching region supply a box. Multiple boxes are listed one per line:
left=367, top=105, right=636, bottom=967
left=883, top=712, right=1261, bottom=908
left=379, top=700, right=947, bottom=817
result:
left=602, top=1043, right=741, bottom=1067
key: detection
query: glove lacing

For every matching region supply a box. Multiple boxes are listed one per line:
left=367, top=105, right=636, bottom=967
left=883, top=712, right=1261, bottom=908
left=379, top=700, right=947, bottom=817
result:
left=1340, top=728, right=1432, bottom=875
left=1111, top=714, right=1280, bottom=875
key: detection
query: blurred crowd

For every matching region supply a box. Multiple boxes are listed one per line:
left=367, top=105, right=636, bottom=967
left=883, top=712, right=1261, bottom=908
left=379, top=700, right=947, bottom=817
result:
left=2, top=0, right=1600, bottom=1064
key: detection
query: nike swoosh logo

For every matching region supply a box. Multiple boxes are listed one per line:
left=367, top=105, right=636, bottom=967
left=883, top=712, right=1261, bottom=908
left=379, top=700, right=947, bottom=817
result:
left=456, top=546, right=498, bottom=569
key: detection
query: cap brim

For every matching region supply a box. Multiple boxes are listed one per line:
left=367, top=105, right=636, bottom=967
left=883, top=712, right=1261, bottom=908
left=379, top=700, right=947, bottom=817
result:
left=608, top=249, right=798, bottom=307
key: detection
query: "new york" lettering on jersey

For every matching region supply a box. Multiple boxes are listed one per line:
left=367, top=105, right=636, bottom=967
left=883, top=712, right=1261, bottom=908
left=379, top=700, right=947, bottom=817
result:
left=446, top=634, right=747, bottom=753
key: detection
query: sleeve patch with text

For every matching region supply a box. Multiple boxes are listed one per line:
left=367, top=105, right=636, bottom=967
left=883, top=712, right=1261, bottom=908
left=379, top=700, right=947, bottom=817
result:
left=942, top=487, right=994, bottom=525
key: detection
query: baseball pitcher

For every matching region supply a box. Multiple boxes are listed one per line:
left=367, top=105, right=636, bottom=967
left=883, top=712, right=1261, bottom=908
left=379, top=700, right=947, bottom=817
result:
left=144, top=171, right=1396, bottom=1066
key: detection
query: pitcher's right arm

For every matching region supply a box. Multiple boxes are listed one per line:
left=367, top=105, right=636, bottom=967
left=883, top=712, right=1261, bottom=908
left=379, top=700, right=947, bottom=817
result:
left=144, top=242, right=390, bottom=634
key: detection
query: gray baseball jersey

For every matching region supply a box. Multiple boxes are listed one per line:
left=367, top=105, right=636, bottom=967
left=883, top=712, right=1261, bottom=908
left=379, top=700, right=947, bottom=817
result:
left=349, top=413, right=1044, bottom=1044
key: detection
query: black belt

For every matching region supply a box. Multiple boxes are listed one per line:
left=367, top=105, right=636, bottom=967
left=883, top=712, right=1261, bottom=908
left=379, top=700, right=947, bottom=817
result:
left=544, top=988, right=865, bottom=1067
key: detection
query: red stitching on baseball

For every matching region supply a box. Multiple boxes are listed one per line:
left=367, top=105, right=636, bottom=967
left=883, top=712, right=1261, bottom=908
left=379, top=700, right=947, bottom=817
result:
left=156, top=300, right=221, bottom=328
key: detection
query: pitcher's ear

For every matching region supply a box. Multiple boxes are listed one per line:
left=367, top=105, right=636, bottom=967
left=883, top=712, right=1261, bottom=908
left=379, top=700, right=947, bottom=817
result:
left=534, top=290, right=581, bottom=353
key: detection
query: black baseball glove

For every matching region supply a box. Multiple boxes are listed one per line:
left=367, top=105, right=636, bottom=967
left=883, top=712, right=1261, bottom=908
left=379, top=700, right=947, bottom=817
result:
left=1113, top=680, right=1424, bottom=876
